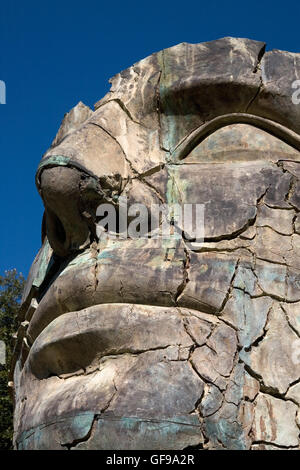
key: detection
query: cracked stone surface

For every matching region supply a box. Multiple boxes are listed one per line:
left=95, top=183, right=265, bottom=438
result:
left=251, top=394, right=299, bottom=447
left=12, top=37, right=300, bottom=450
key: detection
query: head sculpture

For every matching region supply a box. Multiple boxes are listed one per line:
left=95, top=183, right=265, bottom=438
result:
left=12, top=37, right=300, bottom=450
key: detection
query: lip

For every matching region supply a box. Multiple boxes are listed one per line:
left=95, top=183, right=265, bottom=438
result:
left=22, top=234, right=239, bottom=383
left=26, top=239, right=187, bottom=344
left=26, top=303, right=195, bottom=379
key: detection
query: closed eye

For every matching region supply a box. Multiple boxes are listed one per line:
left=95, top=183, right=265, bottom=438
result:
left=172, top=113, right=300, bottom=162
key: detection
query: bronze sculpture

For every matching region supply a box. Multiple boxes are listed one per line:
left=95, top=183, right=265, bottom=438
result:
left=12, top=37, right=300, bottom=449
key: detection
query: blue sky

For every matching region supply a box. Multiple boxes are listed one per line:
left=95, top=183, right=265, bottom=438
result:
left=0, top=0, right=299, bottom=278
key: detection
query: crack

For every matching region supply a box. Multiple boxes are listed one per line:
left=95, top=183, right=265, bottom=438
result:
left=285, top=174, right=298, bottom=206
left=273, top=162, right=300, bottom=211
left=251, top=440, right=299, bottom=449
left=187, top=355, right=224, bottom=393
left=249, top=265, right=300, bottom=303
left=293, top=213, right=298, bottom=233
left=136, top=175, right=165, bottom=204
left=177, top=293, right=223, bottom=315
left=100, top=380, right=118, bottom=414
left=203, top=215, right=257, bottom=243
left=181, top=319, right=199, bottom=346
left=218, top=259, right=240, bottom=315
left=242, top=359, right=297, bottom=401
left=245, top=82, right=263, bottom=114
left=202, top=188, right=268, bottom=244
left=156, top=68, right=167, bottom=154
left=243, top=302, right=272, bottom=353
left=192, top=245, right=254, bottom=256
left=245, top=44, right=266, bottom=112
left=255, top=255, right=287, bottom=267
left=182, top=442, right=204, bottom=450
left=139, top=163, right=165, bottom=179
left=88, top=122, right=140, bottom=177
left=52, top=344, right=192, bottom=381
left=214, top=437, right=227, bottom=450
left=90, top=241, right=100, bottom=292
left=257, top=223, right=294, bottom=237
left=192, top=389, right=205, bottom=414
left=242, top=362, right=264, bottom=384
left=258, top=384, right=288, bottom=400
left=219, top=316, right=239, bottom=332
left=288, top=377, right=300, bottom=388
left=98, top=343, right=178, bottom=360
left=61, top=413, right=99, bottom=449
left=264, top=202, right=295, bottom=211
left=253, top=44, right=266, bottom=74
left=179, top=310, right=217, bottom=347
left=99, top=98, right=148, bottom=129
left=253, top=286, right=300, bottom=304
left=175, top=247, right=190, bottom=303
left=119, top=279, right=124, bottom=299
left=281, top=303, right=300, bottom=339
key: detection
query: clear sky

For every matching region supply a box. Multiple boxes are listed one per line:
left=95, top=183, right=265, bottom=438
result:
left=0, top=0, right=299, bottom=278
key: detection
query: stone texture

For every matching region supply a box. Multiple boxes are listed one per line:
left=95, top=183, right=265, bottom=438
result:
left=51, top=101, right=93, bottom=148
left=251, top=394, right=299, bottom=447
left=223, top=289, right=272, bottom=348
left=190, top=323, right=237, bottom=390
left=256, top=204, right=294, bottom=235
left=246, top=304, right=300, bottom=394
left=286, top=382, right=300, bottom=404
left=249, top=50, right=300, bottom=136
left=178, top=252, right=238, bottom=313
left=243, top=371, right=260, bottom=401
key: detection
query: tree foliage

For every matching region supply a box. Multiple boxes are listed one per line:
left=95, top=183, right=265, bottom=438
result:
left=0, top=269, right=24, bottom=450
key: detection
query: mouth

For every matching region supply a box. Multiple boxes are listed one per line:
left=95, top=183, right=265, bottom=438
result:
left=20, top=236, right=188, bottom=378
left=26, top=302, right=197, bottom=379
left=18, top=232, right=238, bottom=384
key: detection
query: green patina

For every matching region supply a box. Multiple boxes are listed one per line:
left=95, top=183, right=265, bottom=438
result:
left=166, top=167, right=184, bottom=206
left=156, top=50, right=182, bottom=153
left=32, top=239, right=54, bottom=290
left=17, top=413, right=201, bottom=450
left=205, top=415, right=247, bottom=450
left=97, top=250, right=115, bottom=261
left=36, top=155, right=71, bottom=178
left=204, top=364, right=247, bottom=450
left=17, top=411, right=95, bottom=450
left=61, top=251, right=95, bottom=274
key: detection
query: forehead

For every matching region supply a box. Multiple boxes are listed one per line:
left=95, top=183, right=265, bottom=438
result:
left=40, top=37, right=300, bottom=181
left=95, top=37, right=300, bottom=151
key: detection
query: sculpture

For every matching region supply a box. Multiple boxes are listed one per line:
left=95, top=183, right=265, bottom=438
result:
left=11, top=37, right=300, bottom=450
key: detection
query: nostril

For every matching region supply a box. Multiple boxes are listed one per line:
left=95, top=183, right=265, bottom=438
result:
left=46, top=208, right=66, bottom=245
left=54, top=214, right=66, bottom=245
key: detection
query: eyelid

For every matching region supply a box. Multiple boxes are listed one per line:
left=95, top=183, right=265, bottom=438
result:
left=171, top=113, right=300, bottom=162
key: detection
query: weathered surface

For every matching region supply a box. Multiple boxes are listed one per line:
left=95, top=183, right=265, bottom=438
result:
left=12, top=37, right=300, bottom=450
left=51, top=101, right=93, bottom=148
left=251, top=394, right=299, bottom=447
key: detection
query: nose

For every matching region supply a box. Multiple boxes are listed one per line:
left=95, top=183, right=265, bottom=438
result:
left=39, top=166, right=92, bottom=258
left=35, top=110, right=128, bottom=257
left=37, top=159, right=125, bottom=258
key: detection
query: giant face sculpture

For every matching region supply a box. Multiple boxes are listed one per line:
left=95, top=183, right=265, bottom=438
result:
left=12, top=37, right=300, bottom=450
